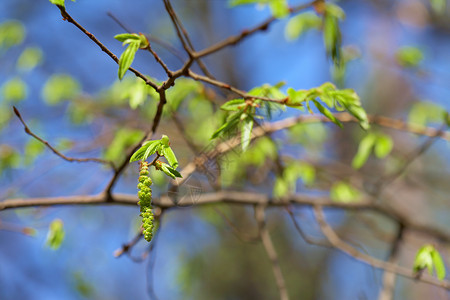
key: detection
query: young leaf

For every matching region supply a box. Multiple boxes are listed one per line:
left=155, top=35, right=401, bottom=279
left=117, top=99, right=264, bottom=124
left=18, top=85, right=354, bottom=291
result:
left=221, top=99, right=245, bottom=111
left=269, top=0, right=289, bottom=18
left=17, top=47, right=43, bottom=71
left=330, top=181, right=360, bottom=203
left=352, top=133, right=376, bottom=169
left=413, top=245, right=434, bottom=275
left=395, top=46, right=423, bottom=68
left=431, top=248, right=446, bottom=280
left=46, top=219, right=65, bottom=250
left=114, top=33, right=140, bottom=43
left=211, top=112, right=242, bottom=139
left=161, top=146, right=178, bottom=169
left=129, top=140, right=159, bottom=162
left=160, top=162, right=182, bottom=179
left=313, top=100, right=343, bottom=128
left=118, top=40, right=140, bottom=80
left=285, top=12, right=321, bottom=41
left=241, top=117, right=254, bottom=152
left=374, top=134, right=393, bottom=158
left=49, top=0, right=65, bottom=7
left=161, top=135, right=170, bottom=147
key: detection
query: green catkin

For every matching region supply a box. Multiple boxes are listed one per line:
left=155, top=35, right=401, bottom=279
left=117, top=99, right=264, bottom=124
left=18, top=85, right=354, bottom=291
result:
left=138, top=161, right=154, bottom=242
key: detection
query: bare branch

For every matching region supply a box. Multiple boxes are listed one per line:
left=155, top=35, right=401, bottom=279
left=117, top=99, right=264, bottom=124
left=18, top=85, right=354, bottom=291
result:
left=313, top=205, right=450, bottom=291
left=255, top=204, right=290, bottom=300
left=13, top=106, right=115, bottom=169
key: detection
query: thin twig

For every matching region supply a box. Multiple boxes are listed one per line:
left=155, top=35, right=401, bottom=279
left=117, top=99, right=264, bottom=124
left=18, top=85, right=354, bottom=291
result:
left=255, top=204, right=290, bottom=300
left=13, top=106, right=115, bottom=169
left=313, top=205, right=450, bottom=290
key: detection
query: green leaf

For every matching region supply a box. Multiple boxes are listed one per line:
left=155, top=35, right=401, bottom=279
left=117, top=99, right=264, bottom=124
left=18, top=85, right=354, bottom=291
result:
left=49, top=0, right=65, bottom=6
left=24, top=139, right=45, bottom=166
left=1, top=77, right=27, bottom=103
left=323, top=13, right=342, bottom=65
left=431, top=248, right=446, bottom=280
left=330, top=181, right=360, bottom=203
left=325, top=3, right=346, bottom=20
left=395, top=46, right=424, bottom=68
left=46, top=219, right=65, bottom=250
left=286, top=88, right=309, bottom=108
left=241, top=117, right=254, bottom=152
left=41, top=74, right=80, bottom=105
left=160, top=162, right=182, bottom=179
left=352, top=133, right=376, bottom=169
left=16, top=47, right=43, bottom=71
left=269, top=0, right=289, bottom=18
left=374, top=134, right=393, bottom=158
left=161, top=146, right=178, bottom=169
left=409, top=101, right=446, bottom=126
left=413, top=245, right=434, bottom=275
left=285, top=12, right=322, bottom=41
left=161, top=135, right=170, bottom=147
left=129, top=140, right=160, bottom=163
left=114, top=33, right=140, bottom=43
left=104, top=128, right=143, bottom=162
left=118, top=40, right=140, bottom=80
left=313, top=100, right=343, bottom=128
left=221, top=99, right=246, bottom=111
left=273, top=177, right=289, bottom=198
left=211, top=112, right=242, bottom=139
left=0, top=20, right=25, bottom=51
left=430, top=0, right=446, bottom=14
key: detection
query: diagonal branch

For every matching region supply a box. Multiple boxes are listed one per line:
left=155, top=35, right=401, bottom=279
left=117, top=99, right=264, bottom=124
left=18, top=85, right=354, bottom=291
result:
left=255, top=204, right=290, bottom=300
left=312, top=205, right=450, bottom=291
left=13, top=106, right=115, bottom=169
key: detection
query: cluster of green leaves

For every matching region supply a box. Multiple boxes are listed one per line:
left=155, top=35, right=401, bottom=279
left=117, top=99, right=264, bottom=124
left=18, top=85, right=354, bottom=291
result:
left=130, top=135, right=181, bottom=179
left=114, top=33, right=149, bottom=80
left=229, top=0, right=289, bottom=18
left=273, top=162, right=315, bottom=197
left=413, top=244, right=446, bottom=280
left=45, top=219, right=65, bottom=250
left=352, top=132, right=393, bottom=169
left=395, top=46, right=424, bottom=69
left=287, top=82, right=369, bottom=129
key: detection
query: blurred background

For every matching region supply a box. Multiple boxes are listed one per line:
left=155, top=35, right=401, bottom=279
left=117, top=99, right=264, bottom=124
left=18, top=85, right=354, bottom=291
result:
left=1, top=0, right=450, bottom=299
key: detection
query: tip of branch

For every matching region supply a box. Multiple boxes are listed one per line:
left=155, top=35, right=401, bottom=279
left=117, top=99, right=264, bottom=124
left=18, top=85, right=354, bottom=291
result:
left=12, top=106, right=20, bottom=117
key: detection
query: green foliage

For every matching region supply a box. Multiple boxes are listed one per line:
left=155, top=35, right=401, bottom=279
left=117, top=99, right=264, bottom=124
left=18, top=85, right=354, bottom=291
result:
left=103, top=128, right=143, bottom=163
left=0, top=145, right=21, bottom=175
left=273, top=162, right=315, bottom=197
left=16, top=47, right=43, bottom=71
left=46, top=219, right=65, bottom=250
left=430, top=0, right=446, bottom=14
left=48, top=0, right=76, bottom=7
left=322, top=3, right=345, bottom=66
left=24, top=139, right=45, bottom=166
left=285, top=12, right=321, bottom=41
left=413, top=244, right=446, bottom=280
left=287, top=82, right=369, bottom=129
left=1, top=77, right=27, bottom=103
left=408, top=101, right=447, bottom=126
left=330, top=181, right=360, bottom=203
left=114, top=33, right=148, bottom=80
left=395, top=46, right=424, bottom=68
left=0, top=20, right=25, bottom=51
left=229, top=0, right=289, bottom=18
left=42, top=74, right=80, bottom=105
left=352, top=132, right=393, bottom=169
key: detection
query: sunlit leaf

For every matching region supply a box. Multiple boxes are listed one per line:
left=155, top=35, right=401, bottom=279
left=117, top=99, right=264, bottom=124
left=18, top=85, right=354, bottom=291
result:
left=352, top=133, right=376, bottom=169
left=114, top=33, right=140, bottom=43
left=273, top=177, right=289, bottom=198
left=0, top=20, right=25, bottom=50
left=414, top=245, right=434, bottom=275
left=49, top=0, right=65, bottom=7
left=374, top=134, right=393, bottom=158
left=431, top=248, right=446, bottom=280
left=211, top=112, right=242, bottom=139
left=117, top=40, right=140, bottom=80
left=16, top=47, right=43, bottom=71
left=104, top=128, right=143, bottom=162
left=46, top=219, right=65, bottom=250
left=330, top=181, right=360, bottom=203
left=241, top=117, right=254, bottom=152
left=42, top=74, right=80, bottom=105
left=285, top=12, right=321, bottom=41
left=269, top=0, right=289, bottom=18
left=161, top=146, right=178, bottom=169
left=221, top=99, right=245, bottom=111
left=395, top=46, right=424, bottom=68
left=313, top=99, right=343, bottom=128
left=1, top=77, right=27, bottom=103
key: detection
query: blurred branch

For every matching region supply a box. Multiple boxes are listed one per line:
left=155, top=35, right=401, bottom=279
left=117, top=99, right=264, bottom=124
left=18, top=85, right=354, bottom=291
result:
left=255, top=204, right=290, bottom=300
left=313, top=206, right=450, bottom=291
left=377, top=224, right=405, bottom=300
left=194, top=0, right=319, bottom=59
left=13, top=106, right=115, bottom=169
